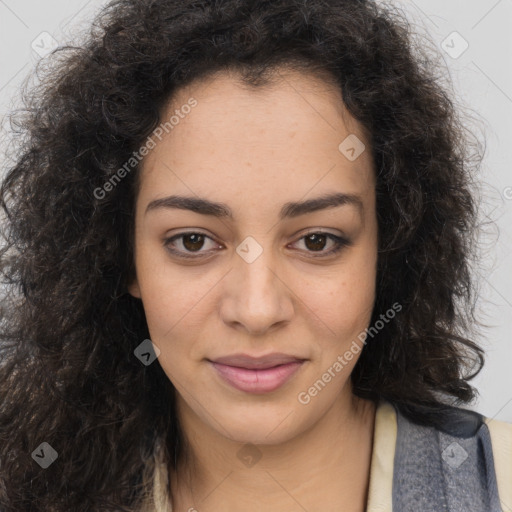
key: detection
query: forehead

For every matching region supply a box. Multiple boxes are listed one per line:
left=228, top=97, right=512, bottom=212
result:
left=163, top=67, right=367, bottom=142
left=138, top=68, right=374, bottom=205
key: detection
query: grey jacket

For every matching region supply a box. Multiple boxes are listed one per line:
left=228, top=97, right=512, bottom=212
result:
left=391, top=400, right=510, bottom=511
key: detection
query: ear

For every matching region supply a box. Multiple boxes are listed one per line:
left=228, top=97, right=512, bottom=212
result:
left=127, top=276, right=141, bottom=299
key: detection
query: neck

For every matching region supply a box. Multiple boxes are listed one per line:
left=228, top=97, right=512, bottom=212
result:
left=169, top=391, right=377, bottom=512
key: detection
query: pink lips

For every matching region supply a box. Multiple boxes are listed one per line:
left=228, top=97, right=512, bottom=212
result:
left=209, top=353, right=305, bottom=394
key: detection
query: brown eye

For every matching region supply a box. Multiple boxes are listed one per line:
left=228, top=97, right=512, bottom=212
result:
left=292, top=232, right=351, bottom=257
left=163, top=232, right=221, bottom=259
left=181, top=233, right=206, bottom=252
left=163, top=230, right=350, bottom=261
left=304, top=233, right=328, bottom=251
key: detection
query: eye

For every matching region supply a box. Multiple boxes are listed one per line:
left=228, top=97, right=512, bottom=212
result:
left=164, top=231, right=221, bottom=259
left=163, top=230, right=351, bottom=260
left=289, top=231, right=351, bottom=257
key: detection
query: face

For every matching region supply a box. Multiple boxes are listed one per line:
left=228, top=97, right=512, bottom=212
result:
left=129, top=69, right=378, bottom=446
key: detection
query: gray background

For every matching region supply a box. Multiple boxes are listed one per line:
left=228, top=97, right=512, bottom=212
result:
left=0, top=0, right=510, bottom=421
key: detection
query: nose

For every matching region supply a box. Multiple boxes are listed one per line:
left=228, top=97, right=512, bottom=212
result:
left=219, top=242, right=294, bottom=336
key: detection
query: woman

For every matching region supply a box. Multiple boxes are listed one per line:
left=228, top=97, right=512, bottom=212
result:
left=0, top=0, right=510, bottom=511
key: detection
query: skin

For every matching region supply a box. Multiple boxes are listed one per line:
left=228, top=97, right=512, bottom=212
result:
left=129, top=68, right=378, bottom=512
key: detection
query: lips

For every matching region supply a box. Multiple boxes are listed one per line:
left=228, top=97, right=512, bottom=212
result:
left=211, top=353, right=305, bottom=370
left=208, top=353, right=306, bottom=393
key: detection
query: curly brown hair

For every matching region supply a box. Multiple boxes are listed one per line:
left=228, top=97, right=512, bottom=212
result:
left=0, top=0, right=486, bottom=510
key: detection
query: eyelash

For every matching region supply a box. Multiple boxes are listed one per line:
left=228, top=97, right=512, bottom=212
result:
left=163, top=231, right=351, bottom=260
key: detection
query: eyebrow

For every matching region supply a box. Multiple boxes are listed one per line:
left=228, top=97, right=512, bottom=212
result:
left=145, top=192, right=364, bottom=221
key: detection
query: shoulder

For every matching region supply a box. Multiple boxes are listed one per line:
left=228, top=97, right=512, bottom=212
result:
left=484, top=414, right=512, bottom=512
left=385, top=399, right=512, bottom=511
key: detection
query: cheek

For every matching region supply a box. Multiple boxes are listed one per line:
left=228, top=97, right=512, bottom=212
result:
left=309, top=249, right=377, bottom=347
left=135, top=243, right=208, bottom=327
left=309, top=279, right=374, bottom=343
left=133, top=245, right=228, bottom=378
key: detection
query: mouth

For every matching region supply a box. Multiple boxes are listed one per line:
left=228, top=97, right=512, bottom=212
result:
left=208, top=353, right=307, bottom=394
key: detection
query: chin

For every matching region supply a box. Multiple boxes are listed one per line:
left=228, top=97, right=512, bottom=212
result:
left=213, top=403, right=305, bottom=446
left=223, top=422, right=295, bottom=446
